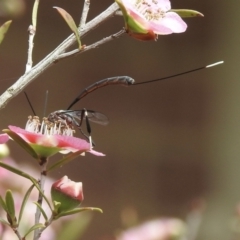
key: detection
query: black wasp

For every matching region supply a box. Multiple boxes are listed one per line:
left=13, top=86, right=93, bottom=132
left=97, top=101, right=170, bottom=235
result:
left=47, top=76, right=135, bottom=146
left=46, top=61, right=223, bottom=146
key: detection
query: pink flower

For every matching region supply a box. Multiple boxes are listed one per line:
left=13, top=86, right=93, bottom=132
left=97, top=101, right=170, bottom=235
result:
left=51, top=176, right=84, bottom=213
left=116, top=0, right=187, bottom=40
left=117, top=218, right=186, bottom=240
left=3, top=124, right=104, bottom=159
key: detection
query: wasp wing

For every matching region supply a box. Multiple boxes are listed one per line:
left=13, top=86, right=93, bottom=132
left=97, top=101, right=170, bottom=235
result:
left=63, top=110, right=109, bottom=126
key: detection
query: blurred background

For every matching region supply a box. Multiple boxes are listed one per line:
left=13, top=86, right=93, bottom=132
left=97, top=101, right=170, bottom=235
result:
left=0, top=0, right=239, bottom=239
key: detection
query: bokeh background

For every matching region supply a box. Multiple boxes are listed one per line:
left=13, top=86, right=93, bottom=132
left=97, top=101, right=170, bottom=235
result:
left=0, top=0, right=239, bottom=239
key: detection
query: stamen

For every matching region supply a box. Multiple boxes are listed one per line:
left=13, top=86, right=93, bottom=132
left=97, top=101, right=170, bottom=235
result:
left=25, top=116, right=75, bottom=136
left=134, top=0, right=166, bottom=22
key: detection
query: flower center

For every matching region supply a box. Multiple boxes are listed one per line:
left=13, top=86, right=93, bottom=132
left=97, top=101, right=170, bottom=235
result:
left=25, top=116, right=75, bottom=136
left=135, top=0, right=166, bottom=21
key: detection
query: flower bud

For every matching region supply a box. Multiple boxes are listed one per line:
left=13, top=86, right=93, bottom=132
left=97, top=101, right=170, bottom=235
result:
left=51, top=176, right=84, bottom=213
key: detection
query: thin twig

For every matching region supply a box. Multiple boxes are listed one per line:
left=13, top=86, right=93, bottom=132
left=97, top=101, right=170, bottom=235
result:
left=34, top=161, right=47, bottom=240
left=0, top=3, right=119, bottom=110
left=36, top=215, right=54, bottom=239
left=57, top=29, right=126, bottom=60
left=25, top=0, right=40, bottom=73
left=79, top=0, right=90, bottom=29
left=12, top=227, right=22, bottom=240
left=25, top=25, right=36, bottom=73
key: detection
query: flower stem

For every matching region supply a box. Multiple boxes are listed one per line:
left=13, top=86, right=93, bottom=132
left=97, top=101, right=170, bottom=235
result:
left=33, top=159, right=48, bottom=240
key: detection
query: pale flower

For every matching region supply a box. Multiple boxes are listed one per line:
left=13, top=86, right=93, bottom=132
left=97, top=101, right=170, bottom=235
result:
left=116, top=0, right=187, bottom=40
left=117, top=218, right=186, bottom=240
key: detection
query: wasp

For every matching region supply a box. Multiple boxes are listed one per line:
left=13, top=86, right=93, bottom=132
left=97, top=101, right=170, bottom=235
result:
left=47, top=76, right=135, bottom=146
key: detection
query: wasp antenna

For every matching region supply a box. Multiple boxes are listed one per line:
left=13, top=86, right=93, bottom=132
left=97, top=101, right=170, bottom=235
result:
left=24, top=92, right=37, bottom=116
left=43, top=90, right=49, bottom=117
left=133, top=60, right=224, bottom=86
left=206, top=61, right=224, bottom=68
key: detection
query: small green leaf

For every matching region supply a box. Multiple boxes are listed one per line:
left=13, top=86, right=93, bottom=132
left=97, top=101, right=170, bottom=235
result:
left=0, top=217, right=10, bottom=227
left=55, top=207, right=103, bottom=219
left=0, top=20, right=12, bottom=45
left=0, top=195, right=7, bottom=212
left=53, top=7, right=81, bottom=49
left=53, top=201, right=61, bottom=213
left=5, top=190, right=15, bottom=219
left=18, top=184, right=35, bottom=224
left=47, top=149, right=85, bottom=172
left=24, top=223, right=45, bottom=238
left=170, top=9, right=204, bottom=18
left=0, top=161, right=37, bottom=182
left=32, top=0, right=40, bottom=28
left=33, top=202, right=48, bottom=222
left=3, top=129, right=38, bottom=159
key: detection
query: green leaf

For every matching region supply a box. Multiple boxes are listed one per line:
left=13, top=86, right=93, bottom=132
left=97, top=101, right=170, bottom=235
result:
left=53, top=7, right=81, bottom=49
left=18, top=184, right=35, bottom=224
left=47, top=150, right=85, bottom=172
left=24, top=223, right=45, bottom=238
left=33, top=202, right=48, bottom=222
left=0, top=195, right=7, bottom=212
left=53, top=201, right=61, bottom=213
left=55, top=207, right=103, bottom=219
left=0, top=217, right=10, bottom=227
left=0, top=20, right=12, bottom=45
left=32, top=0, right=40, bottom=28
left=5, top=190, right=15, bottom=219
left=3, top=129, right=38, bottom=159
left=57, top=212, right=93, bottom=240
left=170, top=9, right=204, bottom=18
left=0, top=161, right=37, bottom=182
left=0, top=164, right=52, bottom=219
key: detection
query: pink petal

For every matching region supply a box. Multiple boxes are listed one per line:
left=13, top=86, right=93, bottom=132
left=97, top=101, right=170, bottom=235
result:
left=8, top=126, right=40, bottom=142
left=149, top=21, right=173, bottom=35
left=53, top=176, right=67, bottom=187
left=53, top=176, right=83, bottom=200
left=56, top=135, right=90, bottom=151
left=119, top=0, right=134, bottom=9
left=61, top=181, right=83, bottom=199
left=156, top=0, right=171, bottom=11
left=0, top=134, right=9, bottom=144
left=151, top=12, right=187, bottom=34
left=88, top=149, right=105, bottom=156
left=8, top=125, right=90, bottom=152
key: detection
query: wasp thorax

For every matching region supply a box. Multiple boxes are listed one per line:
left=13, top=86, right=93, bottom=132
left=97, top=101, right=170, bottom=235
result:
left=25, top=115, right=75, bottom=137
